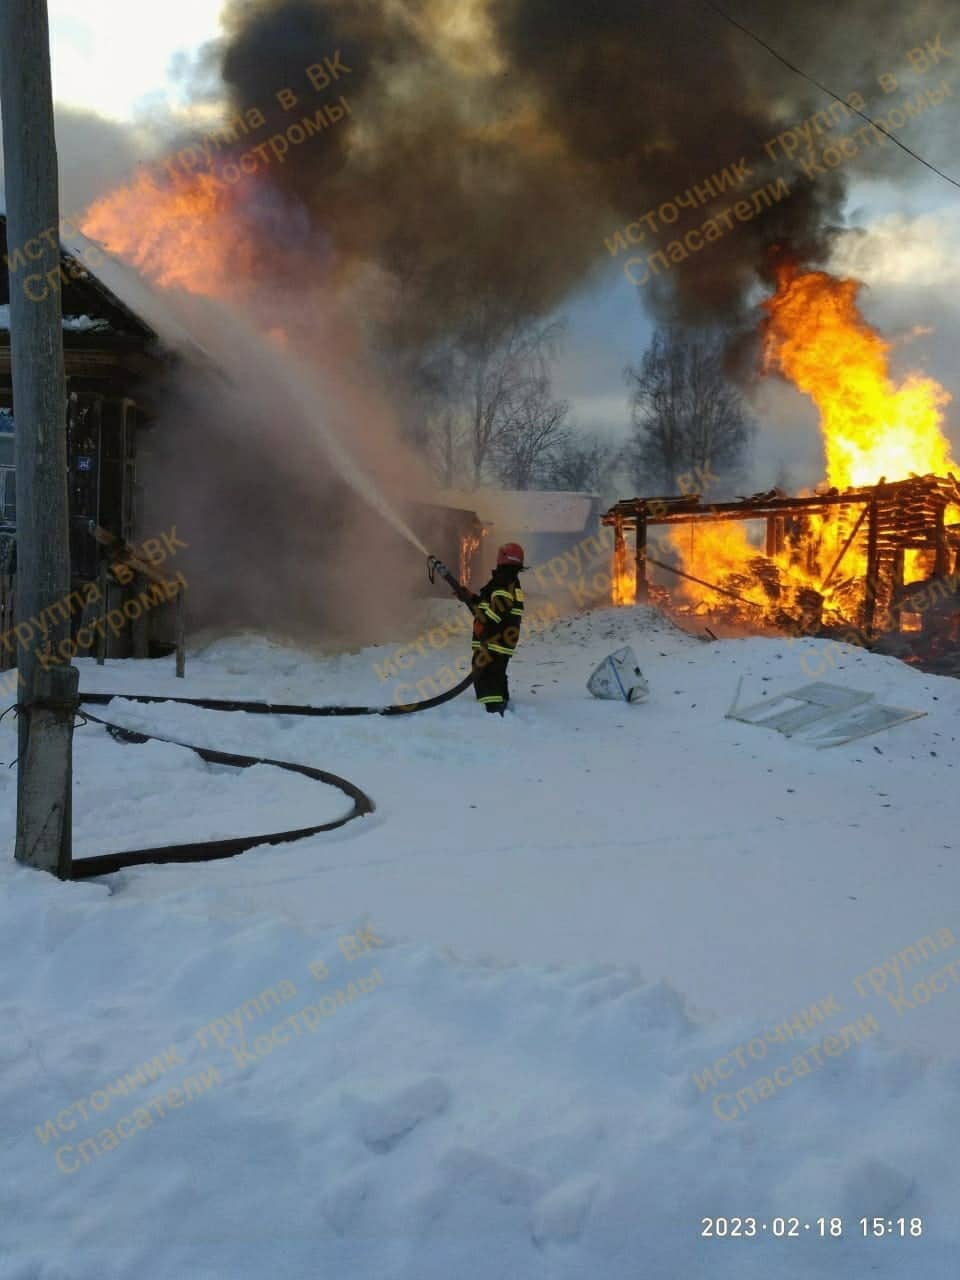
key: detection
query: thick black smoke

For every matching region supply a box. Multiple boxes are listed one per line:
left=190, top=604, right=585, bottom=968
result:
left=205, top=0, right=960, bottom=338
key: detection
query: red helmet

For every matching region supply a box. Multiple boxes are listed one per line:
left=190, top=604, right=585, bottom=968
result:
left=496, top=542, right=526, bottom=568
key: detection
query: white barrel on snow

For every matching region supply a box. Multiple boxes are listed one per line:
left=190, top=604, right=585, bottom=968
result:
left=587, top=646, right=649, bottom=704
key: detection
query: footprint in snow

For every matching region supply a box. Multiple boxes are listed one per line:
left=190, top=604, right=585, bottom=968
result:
left=531, top=1174, right=601, bottom=1247
left=438, top=1146, right=542, bottom=1206
left=321, top=1171, right=370, bottom=1236
left=350, top=1075, right=452, bottom=1153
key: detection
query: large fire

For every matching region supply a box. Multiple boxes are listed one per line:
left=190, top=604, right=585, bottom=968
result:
left=621, top=263, right=958, bottom=626
left=763, top=263, right=956, bottom=489
left=612, top=528, right=634, bottom=604
left=81, top=167, right=257, bottom=299
left=80, top=172, right=957, bottom=633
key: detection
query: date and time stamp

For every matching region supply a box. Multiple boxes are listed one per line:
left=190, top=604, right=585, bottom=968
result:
left=702, top=1217, right=923, bottom=1239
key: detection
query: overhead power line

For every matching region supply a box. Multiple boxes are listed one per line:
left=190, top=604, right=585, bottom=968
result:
left=702, top=0, right=960, bottom=193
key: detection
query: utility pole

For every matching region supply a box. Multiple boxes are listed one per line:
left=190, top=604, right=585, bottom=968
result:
left=0, top=0, right=78, bottom=876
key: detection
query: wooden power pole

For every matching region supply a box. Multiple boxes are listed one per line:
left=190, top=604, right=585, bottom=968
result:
left=0, top=0, right=78, bottom=876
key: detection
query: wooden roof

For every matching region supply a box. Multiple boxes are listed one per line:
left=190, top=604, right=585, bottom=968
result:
left=604, top=473, right=960, bottom=528
left=0, top=214, right=156, bottom=341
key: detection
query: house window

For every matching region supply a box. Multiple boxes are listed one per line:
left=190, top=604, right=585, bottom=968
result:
left=0, top=468, right=15, bottom=521
left=0, top=412, right=13, bottom=521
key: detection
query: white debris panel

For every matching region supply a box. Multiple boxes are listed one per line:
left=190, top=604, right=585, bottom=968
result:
left=725, top=679, right=927, bottom=747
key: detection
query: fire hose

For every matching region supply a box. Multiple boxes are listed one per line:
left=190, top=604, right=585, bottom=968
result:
left=69, top=555, right=473, bottom=880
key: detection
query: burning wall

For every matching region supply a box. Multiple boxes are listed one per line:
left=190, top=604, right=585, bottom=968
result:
left=608, top=476, right=960, bottom=640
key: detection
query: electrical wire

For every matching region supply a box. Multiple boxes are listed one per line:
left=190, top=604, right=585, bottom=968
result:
left=702, top=0, right=960, bottom=192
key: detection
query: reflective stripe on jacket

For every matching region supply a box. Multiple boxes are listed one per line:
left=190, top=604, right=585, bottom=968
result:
left=471, top=578, right=524, bottom=656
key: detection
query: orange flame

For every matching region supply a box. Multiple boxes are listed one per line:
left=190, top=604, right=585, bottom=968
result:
left=81, top=167, right=257, bottom=299
left=612, top=530, right=635, bottom=604
left=666, top=520, right=756, bottom=605
left=762, top=263, right=957, bottom=487
left=459, top=529, right=484, bottom=586
left=615, top=263, right=958, bottom=626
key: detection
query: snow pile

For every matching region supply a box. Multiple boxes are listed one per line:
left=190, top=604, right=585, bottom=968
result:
left=62, top=314, right=112, bottom=332
left=0, top=304, right=110, bottom=332
left=2, top=887, right=958, bottom=1279
left=2, top=604, right=960, bottom=1277
left=533, top=599, right=699, bottom=650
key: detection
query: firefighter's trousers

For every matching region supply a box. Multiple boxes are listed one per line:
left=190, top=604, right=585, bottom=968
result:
left=472, top=649, right=510, bottom=713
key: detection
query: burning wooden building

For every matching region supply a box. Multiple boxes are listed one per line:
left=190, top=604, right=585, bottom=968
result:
left=604, top=261, right=960, bottom=670
left=0, top=214, right=485, bottom=663
left=604, top=473, right=960, bottom=657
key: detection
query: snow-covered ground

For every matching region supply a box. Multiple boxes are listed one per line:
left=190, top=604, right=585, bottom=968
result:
left=2, top=602, right=959, bottom=1278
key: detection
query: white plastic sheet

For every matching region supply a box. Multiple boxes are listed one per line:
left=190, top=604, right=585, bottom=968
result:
left=587, top=646, right=649, bottom=704
left=725, top=679, right=926, bottom=748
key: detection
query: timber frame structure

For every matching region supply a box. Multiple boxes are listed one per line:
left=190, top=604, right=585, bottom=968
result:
left=604, top=473, right=960, bottom=640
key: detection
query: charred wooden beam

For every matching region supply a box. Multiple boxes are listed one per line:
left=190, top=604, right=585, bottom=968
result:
left=603, top=491, right=874, bottom=528
left=864, top=498, right=879, bottom=636
left=645, top=554, right=763, bottom=609
left=934, top=503, right=950, bottom=576
left=819, top=503, right=870, bottom=593
left=635, top=509, right=648, bottom=602
left=764, top=515, right=778, bottom=557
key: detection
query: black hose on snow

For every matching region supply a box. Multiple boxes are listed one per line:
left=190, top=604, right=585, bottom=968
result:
left=70, top=651, right=474, bottom=880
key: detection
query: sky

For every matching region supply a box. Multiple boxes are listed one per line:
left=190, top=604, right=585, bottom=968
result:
left=26, top=3, right=960, bottom=486
left=46, top=0, right=226, bottom=123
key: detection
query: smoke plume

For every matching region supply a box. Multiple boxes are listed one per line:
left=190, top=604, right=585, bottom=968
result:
left=205, top=0, right=960, bottom=334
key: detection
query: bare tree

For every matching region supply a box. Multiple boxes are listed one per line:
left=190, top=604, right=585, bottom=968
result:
left=404, top=348, right=466, bottom=487
left=416, top=312, right=569, bottom=489
left=493, top=374, right=569, bottom=490
left=624, top=327, right=754, bottom=492
left=429, top=406, right=462, bottom=488
left=542, top=431, right=618, bottom=495
left=463, top=317, right=564, bottom=486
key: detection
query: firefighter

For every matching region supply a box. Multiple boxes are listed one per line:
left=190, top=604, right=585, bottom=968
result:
left=460, top=542, right=526, bottom=715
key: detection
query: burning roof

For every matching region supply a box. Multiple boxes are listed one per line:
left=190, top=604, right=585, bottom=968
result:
left=0, top=213, right=156, bottom=340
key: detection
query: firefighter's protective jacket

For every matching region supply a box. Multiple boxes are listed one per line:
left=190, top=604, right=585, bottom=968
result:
left=469, top=570, right=524, bottom=658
